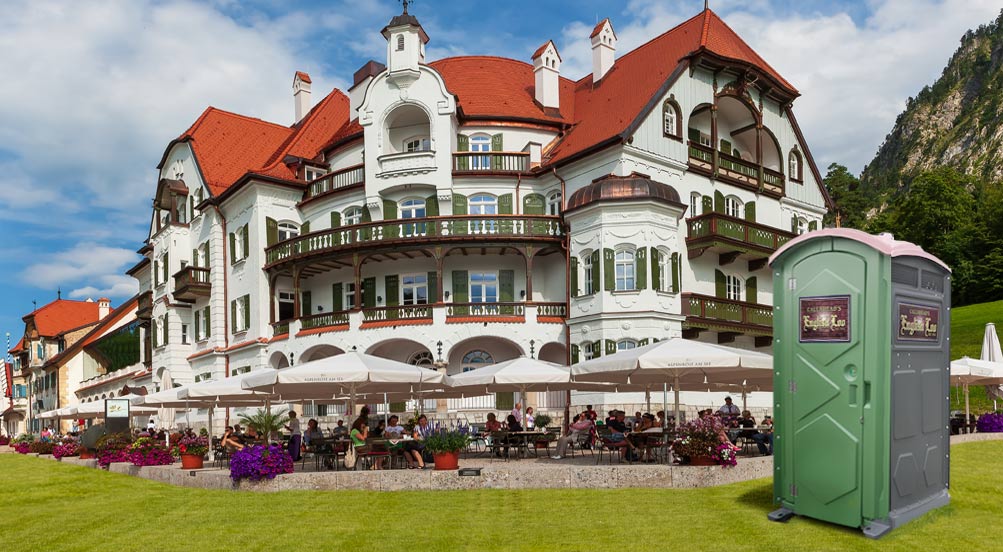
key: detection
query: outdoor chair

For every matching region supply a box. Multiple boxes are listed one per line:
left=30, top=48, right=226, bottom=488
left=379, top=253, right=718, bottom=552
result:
left=567, top=429, right=594, bottom=458
left=489, top=431, right=511, bottom=462
left=357, top=439, right=391, bottom=470
left=213, top=443, right=232, bottom=469
left=595, top=428, right=631, bottom=465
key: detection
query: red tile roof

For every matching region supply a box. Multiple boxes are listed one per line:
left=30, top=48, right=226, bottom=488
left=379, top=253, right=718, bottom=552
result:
left=697, top=9, right=795, bottom=92
left=590, top=19, right=612, bottom=39
left=295, top=71, right=312, bottom=84
left=24, top=299, right=103, bottom=337
left=531, top=40, right=561, bottom=61
left=9, top=337, right=24, bottom=355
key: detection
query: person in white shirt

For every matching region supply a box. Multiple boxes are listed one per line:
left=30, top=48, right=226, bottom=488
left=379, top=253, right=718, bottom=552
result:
left=147, top=418, right=156, bottom=432
left=552, top=414, right=594, bottom=459
left=284, top=410, right=302, bottom=462
left=384, top=415, right=406, bottom=438
left=717, top=397, right=740, bottom=417
left=525, top=407, right=535, bottom=430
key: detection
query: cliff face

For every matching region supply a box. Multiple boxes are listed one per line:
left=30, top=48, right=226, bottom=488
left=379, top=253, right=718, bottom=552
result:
left=859, top=10, right=1003, bottom=205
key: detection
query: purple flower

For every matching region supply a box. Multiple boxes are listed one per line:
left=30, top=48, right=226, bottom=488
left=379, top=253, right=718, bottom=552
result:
left=229, top=445, right=294, bottom=482
left=977, top=412, right=1003, bottom=433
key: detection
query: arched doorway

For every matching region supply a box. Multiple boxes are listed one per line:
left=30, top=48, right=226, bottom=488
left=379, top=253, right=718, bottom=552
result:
left=300, top=344, right=344, bottom=363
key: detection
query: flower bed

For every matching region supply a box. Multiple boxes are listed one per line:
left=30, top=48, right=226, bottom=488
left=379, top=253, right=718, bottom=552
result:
left=0, top=436, right=10, bottom=446
left=976, top=412, right=1003, bottom=433
left=96, top=433, right=134, bottom=468
left=171, top=430, right=210, bottom=458
left=29, top=441, right=55, bottom=455
left=13, top=442, right=31, bottom=454
left=229, top=445, right=293, bottom=482
left=129, top=437, right=174, bottom=467
left=53, top=442, right=83, bottom=459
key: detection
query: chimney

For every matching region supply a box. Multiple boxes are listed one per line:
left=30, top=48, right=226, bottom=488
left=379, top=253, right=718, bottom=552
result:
left=293, top=71, right=312, bottom=123
left=98, top=298, right=111, bottom=319
left=590, top=19, right=616, bottom=82
left=532, top=40, right=561, bottom=110
left=350, top=61, right=386, bottom=120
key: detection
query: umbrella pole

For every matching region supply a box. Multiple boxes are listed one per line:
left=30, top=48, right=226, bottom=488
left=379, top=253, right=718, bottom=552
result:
left=383, top=393, right=389, bottom=426
left=645, top=385, right=651, bottom=414
left=742, top=388, right=748, bottom=412
left=662, top=383, right=668, bottom=429
left=964, top=383, right=970, bottom=432
left=207, top=405, right=214, bottom=461
left=673, top=374, right=681, bottom=428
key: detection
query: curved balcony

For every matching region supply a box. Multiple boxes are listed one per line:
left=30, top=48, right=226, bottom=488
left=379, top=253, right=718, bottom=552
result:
left=264, top=215, right=564, bottom=269
left=687, top=212, right=796, bottom=269
left=304, top=164, right=364, bottom=202
left=173, top=266, right=210, bottom=302
left=688, top=141, right=785, bottom=198
left=682, top=292, right=773, bottom=345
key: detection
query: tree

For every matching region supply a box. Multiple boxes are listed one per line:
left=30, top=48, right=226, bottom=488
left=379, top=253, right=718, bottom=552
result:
left=823, top=163, right=868, bottom=228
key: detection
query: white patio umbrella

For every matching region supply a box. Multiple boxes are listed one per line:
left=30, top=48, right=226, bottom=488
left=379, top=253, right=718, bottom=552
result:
left=71, top=397, right=160, bottom=419
left=981, top=322, right=1003, bottom=409
left=571, top=338, right=773, bottom=426
left=950, top=356, right=1003, bottom=424
left=241, top=351, right=447, bottom=415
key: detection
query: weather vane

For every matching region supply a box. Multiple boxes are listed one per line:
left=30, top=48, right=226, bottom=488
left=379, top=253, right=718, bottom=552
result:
left=401, top=0, right=412, bottom=15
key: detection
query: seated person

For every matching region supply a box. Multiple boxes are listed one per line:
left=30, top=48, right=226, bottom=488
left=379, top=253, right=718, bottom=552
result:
left=731, top=410, right=757, bottom=443
left=717, top=396, right=740, bottom=417
left=384, top=415, right=406, bottom=438
left=606, top=411, right=639, bottom=458
left=638, top=413, right=660, bottom=432
left=551, top=414, right=594, bottom=459
left=752, top=416, right=774, bottom=456
left=372, top=419, right=386, bottom=439
left=303, top=419, right=324, bottom=446
left=506, top=414, right=523, bottom=432
left=403, top=415, right=430, bottom=469
left=350, top=417, right=381, bottom=470
left=221, top=426, right=244, bottom=451
left=332, top=420, right=349, bottom=438
left=484, top=413, right=502, bottom=433
left=241, top=426, right=260, bottom=444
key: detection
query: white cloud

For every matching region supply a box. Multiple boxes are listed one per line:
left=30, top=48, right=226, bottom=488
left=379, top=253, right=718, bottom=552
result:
left=69, top=275, right=139, bottom=301
left=21, top=242, right=138, bottom=291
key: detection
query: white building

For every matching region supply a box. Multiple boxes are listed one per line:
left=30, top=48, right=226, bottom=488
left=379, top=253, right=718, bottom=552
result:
left=136, top=7, right=829, bottom=419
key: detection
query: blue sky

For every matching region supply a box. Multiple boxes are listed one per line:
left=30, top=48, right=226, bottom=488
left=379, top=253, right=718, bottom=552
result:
left=1, top=0, right=1000, bottom=349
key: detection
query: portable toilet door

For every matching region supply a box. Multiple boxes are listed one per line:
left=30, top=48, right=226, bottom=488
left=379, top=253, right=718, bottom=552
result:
left=770, top=234, right=890, bottom=531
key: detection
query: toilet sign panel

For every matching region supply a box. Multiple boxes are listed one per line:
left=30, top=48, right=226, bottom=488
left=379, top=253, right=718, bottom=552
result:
left=799, top=295, right=850, bottom=343
left=898, top=302, right=940, bottom=341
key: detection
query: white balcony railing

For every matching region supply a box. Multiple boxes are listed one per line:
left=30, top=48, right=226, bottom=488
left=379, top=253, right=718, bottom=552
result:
left=377, top=150, right=436, bottom=178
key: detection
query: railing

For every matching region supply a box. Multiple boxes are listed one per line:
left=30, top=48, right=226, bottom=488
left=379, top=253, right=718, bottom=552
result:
left=300, top=311, right=350, bottom=330
left=688, top=141, right=713, bottom=164
left=173, top=266, right=210, bottom=291
left=265, top=215, right=563, bottom=265
left=137, top=291, right=153, bottom=319
left=687, top=212, right=796, bottom=253
left=306, top=164, right=364, bottom=199
left=682, top=293, right=773, bottom=329
left=763, top=167, right=784, bottom=193
left=687, top=141, right=786, bottom=195
left=535, top=302, right=568, bottom=318
left=362, top=305, right=433, bottom=323
left=271, top=320, right=291, bottom=336
left=446, top=302, right=525, bottom=317
left=377, top=150, right=436, bottom=176
left=452, top=152, right=530, bottom=172
left=718, top=151, right=759, bottom=181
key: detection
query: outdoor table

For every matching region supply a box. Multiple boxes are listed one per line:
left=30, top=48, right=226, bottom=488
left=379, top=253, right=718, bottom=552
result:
left=506, top=431, right=546, bottom=458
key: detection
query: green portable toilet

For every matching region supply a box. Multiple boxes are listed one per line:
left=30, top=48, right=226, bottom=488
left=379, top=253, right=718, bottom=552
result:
left=767, top=229, right=951, bottom=538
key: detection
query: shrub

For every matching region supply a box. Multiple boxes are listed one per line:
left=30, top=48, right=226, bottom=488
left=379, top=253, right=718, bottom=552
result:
left=229, top=444, right=293, bottom=482
left=13, top=442, right=31, bottom=454
left=30, top=441, right=55, bottom=455
left=13, top=433, right=36, bottom=444
left=0, top=435, right=10, bottom=446
left=96, top=433, right=134, bottom=468
left=977, top=412, right=1003, bottom=433
left=53, top=442, right=83, bottom=459
left=423, top=429, right=470, bottom=454
left=128, top=437, right=174, bottom=467
left=533, top=414, right=552, bottom=429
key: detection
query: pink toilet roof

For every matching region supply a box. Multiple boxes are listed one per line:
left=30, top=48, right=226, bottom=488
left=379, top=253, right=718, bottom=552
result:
left=769, top=228, right=950, bottom=272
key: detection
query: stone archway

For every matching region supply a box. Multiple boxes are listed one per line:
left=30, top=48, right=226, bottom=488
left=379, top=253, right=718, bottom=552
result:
left=300, top=344, right=345, bottom=364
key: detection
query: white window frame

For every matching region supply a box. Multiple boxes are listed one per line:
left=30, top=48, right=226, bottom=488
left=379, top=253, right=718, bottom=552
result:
left=404, top=136, right=431, bottom=152
left=796, top=217, right=808, bottom=236
left=725, top=274, right=743, bottom=302
left=663, top=107, right=676, bottom=136
left=401, top=273, right=429, bottom=306
left=344, top=282, right=357, bottom=310
left=400, top=198, right=426, bottom=219
left=181, top=324, right=189, bottom=345
left=725, top=196, right=742, bottom=218
left=343, top=207, right=363, bottom=226
left=233, top=295, right=250, bottom=333
left=277, top=221, right=300, bottom=242
left=469, top=193, right=497, bottom=233
left=690, top=193, right=701, bottom=218
left=658, top=248, right=669, bottom=292
left=582, top=251, right=595, bottom=295
left=304, top=167, right=325, bottom=181
left=196, top=309, right=210, bottom=341
left=616, top=339, right=638, bottom=352
left=582, top=343, right=595, bottom=361
left=278, top=291, right=295, bottom=321
left=469, top=271, right=499, bottom=304
left=469, top=135, right=491, bottom=170
left=614, top=249, right=636, bottom=291
left=547, top=191, right=562, bottom=215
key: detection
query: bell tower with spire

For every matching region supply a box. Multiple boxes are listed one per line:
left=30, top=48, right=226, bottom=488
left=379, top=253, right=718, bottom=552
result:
left=381, top=0, right=429, bottom=87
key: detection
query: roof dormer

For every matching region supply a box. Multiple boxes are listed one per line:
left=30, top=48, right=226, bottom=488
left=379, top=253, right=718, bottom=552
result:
left=590, top=18, right=617, bottom=82
left=381, top=4, right=429, bottom=88
left=532, top=40, right=561, bottom=110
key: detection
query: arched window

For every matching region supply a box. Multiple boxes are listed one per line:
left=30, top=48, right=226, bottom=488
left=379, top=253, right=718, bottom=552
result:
left=399, top=198, right=426, bottom=219
left=724, top=196, right=743, bottom=218
left=404, top=136, right=430, bottom=152
left=725, top=274, right=743, bottom=301
left=689, top=193, right=701, bottom=218
left=657, top=248, right=670, bottom=292
left=469, top=194, right=497, bottom=233
left=408, top=351, right=434, bottom=366
left=470, top=135, right=491, bottom=170
left=614, top=249, right=635, bottom=291
left=582, top=250, right=595, bottom=295
left=662, top=98, right=682, bottom=139
left=796, top=217, right=808, bottom=236
left=396, top=35, right=404, bottom=51
left=343, top=206, right=362, bottom=226
left=277, top=221, right=299, bottom=242
left=616, top=339, right=637, bottom=352
left=789, top=149, right=803, bottom=182
left=461, top=350, right=494, bottom=372
left=547, top=191, right=562, bottom=215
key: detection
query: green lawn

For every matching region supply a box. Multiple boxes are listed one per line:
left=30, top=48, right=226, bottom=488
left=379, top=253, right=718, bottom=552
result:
left=2, top=440, right=1001, bottom=551
left=949, top=299, right=1003, bottom=413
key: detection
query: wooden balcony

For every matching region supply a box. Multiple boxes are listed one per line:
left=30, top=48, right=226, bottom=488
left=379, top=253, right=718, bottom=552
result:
left=446, top=302, right=525, bottom=320
left=686, top=212, right=796, bottom=269
left=682, top=293, right=773, bottom=345
left=271, top=320, right=291, bottom=337
left=534, top=302, right=567, bottom=323
left=264, top=215, right=563, bottom=269
left=136, top=291, right=153, bottom=324
left=300, top=311, right=350, bottom=331
left=172, top=266, right=211, bottom=302
left=361, top=305, right=433, bottom=326
left=305, top=164, right=364, bottom=201
left=687, top=141, right=785, bottom=198
left=452, top=152, right=530, bottom=174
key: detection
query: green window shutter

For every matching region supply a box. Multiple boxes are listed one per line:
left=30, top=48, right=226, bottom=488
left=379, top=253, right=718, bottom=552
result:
left=362, top=277, right=376, bottom=308
left=499, top=270, right=515, bottom=302
left=242, top=295, right=250, bottom=331
left=702, top=195, right=713, bottom=214
left=635, top=248, right=647, bottom=290
left=266, top=217, right=278, bottom=246
left=498, top=193, right=513, bottom=215
left=427, top=271, right=438, bottom=303
left=638, top=338, right=650, bottom=347
left=456, top=134, right=469, bottom=170
left=189, top=196, right=194, bottom=219
left=191, top=249, right=198, bottom=268
left=163, top=316, right=169, bottom=345
left=495, top=392, right=514, bottom=411
left=746, top=277, right=757, bottom=305
left=491, top=134, right=504, bottom=169
left=230, top=300, right=237, bottom=333
left=153, top=260, right=158, bottom=286
left=745, top=201, right=756, bottom=222
left=688, top=127, right=700, bottom=142
left=361, top=206, right=372, bottom=222
left=152, top=322, right=158, bottom=348
left=332, top=283, right=343, bottom=312
left=592, top=341, right=602, bottom=358
left=791, top=216, right=798, bottom=233
left=670, top=252, right=680, bottom=293
left=301, top=221, right=310, bottom=234
left=229, top=232, right=236, bottom=264
left=808, top=220, right=818, bottom=231
left=193, top=311, right=199, bottom=340
left=719, top=139, right=732, bottom=156
left=570, top=256, right=579, bottom=297
left=385, top=275, right=400, bottom=307
left=382, top=199, right=397, bottom=220
left=330, top=211, right=341, bottom=228
left=715, top=269, right=726, bottom=299
left=302, top=291, right=312, bottom=316
left=451, top=270, right=469, bottom=303
left=603, top=248, right=615, bottom=292
left=425, top=194, right=439, bottom=217
left=714, top=191, right=725, bottom=213
left=605, top=340, right=616, bottom=356
left=204, top=307, right=211, bottom=337
left=164, top=252, right=169, bottom=281
left=241, top=225, right=249, bottom=258
left=203, top=244, right=209, bottom=269
left=452, top=194, right=467, bottom=215
left=522, top=193, right=545, bottom=215
left=590, top=250, right=600, bottom=294
left=650, top=248, right=660, bottom=291
left=571, top=344, right=580, bottom=365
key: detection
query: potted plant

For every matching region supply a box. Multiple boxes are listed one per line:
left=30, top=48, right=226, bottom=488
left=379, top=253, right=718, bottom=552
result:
left=172, top=430, right=210, bottom=469
left=29, top=441, right=55, bottom=455
left=239, top=409, right=290, bottom=443
left=229, top=444, right=294, bottom=482
left=534, top=414, right=552, bottom=430
left=423, top=428, right=469, bottom=470
left=673, top=417, right=730, bottom=466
